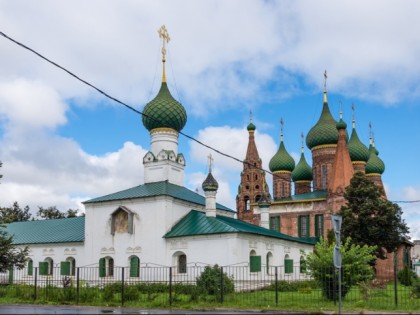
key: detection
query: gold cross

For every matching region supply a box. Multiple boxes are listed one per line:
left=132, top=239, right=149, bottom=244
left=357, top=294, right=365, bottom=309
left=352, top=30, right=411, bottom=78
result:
left=158, top=25, right=170, bottom=62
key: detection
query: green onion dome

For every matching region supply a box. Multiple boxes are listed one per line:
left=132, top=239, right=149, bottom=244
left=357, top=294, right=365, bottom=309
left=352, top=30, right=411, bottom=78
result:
left=291, top=152, right=313, bottom=182
left=247, top=122, right=256, bottom=131
left=202, top=172, right=219, bottom=191
left=348, top=127, right=369, bottom=162
left=306, top=95, right=339, bottom=150
left=269, top=140, right=295, bottom=172
left=336, top=118, right=347, bottom=130
left=142, top=82, right=187, bottom=132
left=366, top=142, right=385, bottom=174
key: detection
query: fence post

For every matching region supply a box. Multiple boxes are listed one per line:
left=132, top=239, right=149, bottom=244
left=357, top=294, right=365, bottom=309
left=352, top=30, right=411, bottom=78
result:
left=394, top=250, right=398, bottom=307
left=121, top=267, right=125, bottom=306
left=169, top=267, right=172, bottom=306
left=34, top=267, right=38, bottom=301
left=275, top=266, right=278, bottom=305
left=220, top=266, right=224, bottom=304
left=76, top=267, right=80, bottom=305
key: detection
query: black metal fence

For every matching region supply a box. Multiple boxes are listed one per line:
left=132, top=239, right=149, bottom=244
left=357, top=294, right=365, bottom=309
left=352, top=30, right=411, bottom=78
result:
left=1, top=263, right=419, bottom=311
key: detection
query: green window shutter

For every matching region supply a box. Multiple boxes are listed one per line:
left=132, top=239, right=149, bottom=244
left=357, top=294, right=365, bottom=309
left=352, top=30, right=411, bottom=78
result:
left=39, top=262, right=48, bottom=276
left=285, top=259, right=294, bottom=274
left=60, top=261, right=70, bottom=276
left=28, top=260, right=33, bottom=276
left=130, top=256, right=140, bottom=277
left=250, top=256, right=261, bottom=272
left=99, top=258, right=106, bottom=277
left=315, top=215, right=319, bottom=237
left=306, top=216, right=310, bottom=237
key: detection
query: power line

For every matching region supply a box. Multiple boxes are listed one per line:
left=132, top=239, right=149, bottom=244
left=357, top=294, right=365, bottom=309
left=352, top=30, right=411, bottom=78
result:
left=1, top=31, right=419, bottom=205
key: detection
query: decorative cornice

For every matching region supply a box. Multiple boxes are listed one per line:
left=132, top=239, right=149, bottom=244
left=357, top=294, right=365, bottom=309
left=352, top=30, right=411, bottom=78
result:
left=150, top=127, right=178, bottom=134
left=294, top=180, right=311, bottom=184
left=272, top=197, right=326, bottom=205
left=352, top=161, right=367, bottom=165
left=311, top=144, right=337, bottom=151
left=272, top=170, right=292, bottom=175
left=366, top=173, right=381, bottom=177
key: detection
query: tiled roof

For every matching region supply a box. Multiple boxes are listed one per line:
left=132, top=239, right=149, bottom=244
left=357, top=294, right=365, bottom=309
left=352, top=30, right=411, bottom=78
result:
left=84, top=181, right=234, bottom=213
left=272, top=190, right=327, bottom=204
left=3, top=217, right=85, bottom=245
left=164, top=210, right=317, bottom=245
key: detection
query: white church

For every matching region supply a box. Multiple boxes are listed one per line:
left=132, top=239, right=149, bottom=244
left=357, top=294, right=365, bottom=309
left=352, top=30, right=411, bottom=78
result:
left=4, top=26, right=315, bottom=282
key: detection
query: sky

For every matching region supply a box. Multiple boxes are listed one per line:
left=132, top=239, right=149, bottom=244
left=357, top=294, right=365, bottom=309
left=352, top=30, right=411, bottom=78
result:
left=0, top=1, right=419, bottom=240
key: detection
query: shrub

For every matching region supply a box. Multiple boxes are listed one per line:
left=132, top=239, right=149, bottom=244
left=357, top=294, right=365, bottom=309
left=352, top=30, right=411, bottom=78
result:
left=397, top=266, right=417, bottom=286
left=411, top=278, right=420, bottom=299
left=196, top=265, right=234, bottom=296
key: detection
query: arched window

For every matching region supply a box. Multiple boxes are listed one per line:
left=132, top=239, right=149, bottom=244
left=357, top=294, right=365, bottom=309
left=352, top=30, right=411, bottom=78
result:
left=255, top=174, right=258, bottom=180
left=178, top=254, right=187, bottom=273
left=284, top=254, right=293, bottom=274
left=61, top=257, right=76, bottom=276
left=250, top=250, right=261, bottom=272
left=27, top=259, right=33, bottom=276
left=99, top=257, right=114, bottom=277
left=244, top=196, right=250, bottom=211
left=129, top=256, right=140, bottom=277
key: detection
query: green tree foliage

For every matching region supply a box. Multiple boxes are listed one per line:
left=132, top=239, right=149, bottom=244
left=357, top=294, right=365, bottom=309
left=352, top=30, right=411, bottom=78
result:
left=397, top=266, right=418, bottom=286
left=0, top=225, right=29, bottom=272
left=304, top=237, right=376, bottom=300
left=338, top=172, right=409, bottom=260
left=196, top=264, right=234, bottom=295
left=36, top=206, right=82, bottom=219
left=0, top=202, right=32, bottom=224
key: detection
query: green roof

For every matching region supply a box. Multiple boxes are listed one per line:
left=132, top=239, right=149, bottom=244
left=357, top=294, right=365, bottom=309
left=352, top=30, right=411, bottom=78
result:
left=273, top=190, right=327, bottom=203
left=3, top=217, right=85, bottom=245
left=269, top=140, right=295, bottom=172
left=164, top=210, right=317, bottom=245
left=348, top=127, right=369, bottom=162
left=84, top=181, right=234, bottom=213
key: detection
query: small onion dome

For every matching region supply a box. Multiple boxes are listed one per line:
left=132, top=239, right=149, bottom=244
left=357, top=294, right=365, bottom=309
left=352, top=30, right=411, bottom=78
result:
left=306, top=99, right=338, bottom=150
left=269, top=141, right=295, bottom=172
left=348, top=127, right=369, bottom=162
left=247, top=122, right=256, bottom=131
left=366, top=143, right=385, bottom=174
left=142, top=82, right=187, bottom=132
left=292, top=152, right=313, bottom=182
left=202, top=172, right=219, bottom=192
left=258, top=191, right=271, bottom=208
left=336, top=118, right=347, bottom=130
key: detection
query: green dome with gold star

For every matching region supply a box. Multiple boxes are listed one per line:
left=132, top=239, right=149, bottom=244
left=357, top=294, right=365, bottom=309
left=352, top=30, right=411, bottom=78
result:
left=142, top=82, right=187, bottom=132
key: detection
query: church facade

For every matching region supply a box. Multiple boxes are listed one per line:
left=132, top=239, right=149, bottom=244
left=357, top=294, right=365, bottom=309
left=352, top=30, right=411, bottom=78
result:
left=4, top=27, right=315, bottom=283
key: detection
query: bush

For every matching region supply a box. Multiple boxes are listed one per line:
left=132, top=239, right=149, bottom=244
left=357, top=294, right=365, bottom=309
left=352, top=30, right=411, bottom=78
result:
left=397, top=266, right=417, bottom=286
left=411, top=279, right=420, bottom=299
left=196, top=265, right=234, bottom=296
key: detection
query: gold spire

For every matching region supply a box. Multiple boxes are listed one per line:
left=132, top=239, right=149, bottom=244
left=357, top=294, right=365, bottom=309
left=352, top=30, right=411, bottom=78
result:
left=158, top=25, right=170, bottom=83
left=323, top=70, right=328, bottom=103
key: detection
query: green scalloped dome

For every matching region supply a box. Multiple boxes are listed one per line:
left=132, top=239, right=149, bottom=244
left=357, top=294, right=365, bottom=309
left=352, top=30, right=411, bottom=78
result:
left=291, top=152, right=313, bottom=182
left=306, top=100, right=338, bottom=150
left=348, top=128, right=369, bottom=162
left=142, top=82, right=187, bottom=132
left=366, top=144, right=385, bottom=174
left=247, top=122, right=256, bottom=131
left=202, top=172, right=219, bottom=191
left=269, top=141, right=295, bottom=172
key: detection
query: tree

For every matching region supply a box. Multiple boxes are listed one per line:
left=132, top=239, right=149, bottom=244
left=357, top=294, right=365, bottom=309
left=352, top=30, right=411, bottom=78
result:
left=196, top=264, right=234, bottom=295
left=0, top=225, right=29, bottom=272
left=0, top=202, right=32, bottom=224
left=338, top=172, right=410, bottom=260
left=36, top=206, right=82, bottom=219
left=36, top=206, right=65, bottom=219
left=304, top=237, right=376, bottom=300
